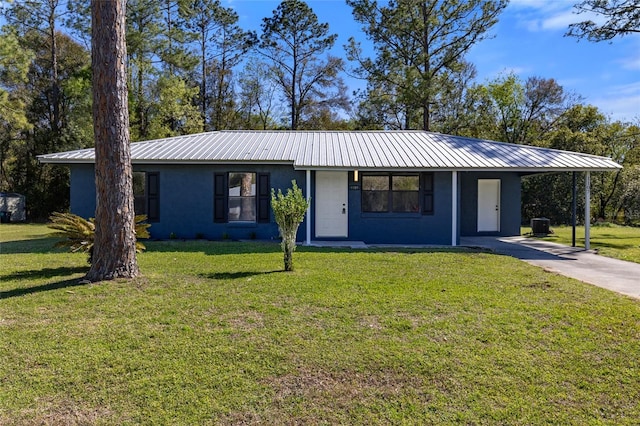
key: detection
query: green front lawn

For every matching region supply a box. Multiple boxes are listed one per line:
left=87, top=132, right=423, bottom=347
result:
left=1, top=224, right=639, bottom=424
left=524, top=224, right=640, bottom=264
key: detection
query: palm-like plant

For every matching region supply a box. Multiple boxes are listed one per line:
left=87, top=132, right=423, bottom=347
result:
left=48, top=212, right=150, bottom=264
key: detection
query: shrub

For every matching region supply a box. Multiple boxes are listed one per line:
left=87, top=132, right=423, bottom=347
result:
left=271, top=180, right=309, bottom=271
left=48, top=212, right=150, bottom=264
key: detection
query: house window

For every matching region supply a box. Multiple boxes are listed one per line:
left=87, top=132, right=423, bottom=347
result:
left=362, top=173, right=431, bottom=214
left=133, top=171, right=159, bottom=221
left=228, top=172, right=256, bottom=222
left=214, top=172, right=270, bottom=223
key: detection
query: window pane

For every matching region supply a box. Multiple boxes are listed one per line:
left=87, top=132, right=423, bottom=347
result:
left=229, top=172, right=256, bottom=196
left=392, top=175, right=419, bottom=191
left=229, top=172, right=256, bottom=221
left=133, top=172, right=146, bottom=196
left=393, top=192, right=420, bottom=212
left=362, top=191, right=388, bottom=212
left=133, top=172, right=146, bottom=215
left=362, top=175, right=389, bottom=191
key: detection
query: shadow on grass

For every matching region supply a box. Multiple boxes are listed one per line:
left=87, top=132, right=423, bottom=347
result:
left=0, top=237, right=64, bottom=254
left=0, top=266, right=89, bottom=282
left=146, top=240, right=282, bottom=255
left=146, top=240, right=482, bottom=256
left=544, top=236, right=637, bottom=250
left=0, top=276, right=91, bottom=299
left=203, top=270, right=283, bottom=280
left=589, top=241, right=637, bottom=250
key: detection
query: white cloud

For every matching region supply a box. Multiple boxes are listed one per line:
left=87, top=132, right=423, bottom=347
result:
left=540, top=10, right=580, bottom=31
left=508, top=0, right=605, bottom=33
left=618, top=43, right=640, bottom=70
left=509, top=0, right=569, bottom=12
left=590, top=81, right=640, bottom=122
left=620, top=56, right=640, bottom=71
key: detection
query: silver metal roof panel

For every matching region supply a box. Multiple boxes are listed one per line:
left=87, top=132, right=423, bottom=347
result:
left=38, top=130, right=622, bottom=171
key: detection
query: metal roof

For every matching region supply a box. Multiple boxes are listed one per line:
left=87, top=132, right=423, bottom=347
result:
left=37, top=130, right=622, bottom=171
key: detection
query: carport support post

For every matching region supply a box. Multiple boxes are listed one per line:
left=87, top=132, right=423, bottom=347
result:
left=572, top=172, right=577, bottom=247
left=585, top=171, right=591, bottom=250
left=306, top=169, right=311, bottom=245
left=451, top=171, right=457, bottom=246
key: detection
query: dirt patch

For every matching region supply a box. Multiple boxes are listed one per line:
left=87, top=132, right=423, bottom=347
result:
left=359, top=315, right=383, bottom=330
left=266, top=366, right=426, bottom=402
left=225, top=310, right=265, bottom=332
left=2, top=399, right=119, bottom=425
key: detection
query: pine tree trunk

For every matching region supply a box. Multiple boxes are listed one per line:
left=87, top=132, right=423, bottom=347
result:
left=87, top=0, right=139, bottom=282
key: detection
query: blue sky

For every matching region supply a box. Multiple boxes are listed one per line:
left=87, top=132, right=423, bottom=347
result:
left=228, top=0, right=639, bottom=123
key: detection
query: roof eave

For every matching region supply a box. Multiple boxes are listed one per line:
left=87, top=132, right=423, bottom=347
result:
left=293, top=166, right=622, bottom=172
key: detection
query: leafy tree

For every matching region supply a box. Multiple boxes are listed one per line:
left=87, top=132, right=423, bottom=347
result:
left=126, top=0, right=164, bottom=140
left=89, top=0, right=139, bottom=281
left=237, top=57, right=282, bottom=129
left=159, top=0, right=198, bottom=76
left=259, top=0, right=347, bottom=130
left=347, top=0, right=507, bottom=131
left=182, top=0, right=256, bottom=130
left=0, top=12, right=92, bottom=218
left=616, top=165, right=640, bottom=224
left=604, top=122, right=640, bottom=222
left=206, top=8, right=255, bottom=130
left=271, top=180, right=309, bottom=272
left=480, top=73, right=577, bottom=145
left=0, top=28, right=33, bottom=189
left=523, top=105, right=606, bottom=224
left=567, top=0, right=640, bottom=41
left=3, top=0, right=68, bottom=135
left=521, top=105, right=639, bottom=224
left=147, top=75, right=203, bottom=138
left=181, top=0, right=222, bottom=127
left=429, top=61, right=483, bottom=135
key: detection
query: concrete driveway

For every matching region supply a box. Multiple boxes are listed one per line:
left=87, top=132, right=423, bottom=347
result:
left=461, top=236, right=640, bottom=300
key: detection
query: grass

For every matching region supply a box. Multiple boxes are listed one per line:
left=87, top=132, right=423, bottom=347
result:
left=523, top=224, right=640, bottom=264
left=1, top=223, right=640, bottom=424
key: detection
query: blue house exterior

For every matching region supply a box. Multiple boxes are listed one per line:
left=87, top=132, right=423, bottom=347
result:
left=40, top=131, right=620, bottom=245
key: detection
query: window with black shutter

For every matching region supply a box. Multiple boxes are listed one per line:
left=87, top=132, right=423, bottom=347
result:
left=362, top=173, right=421, bottom=213
left=257, top=173, right=270, bottom=223
left=422, top=172, right=434, bottom=215
left=214, top=173, right=228, bottom=223
left=214, top=172, right=271, bottom=223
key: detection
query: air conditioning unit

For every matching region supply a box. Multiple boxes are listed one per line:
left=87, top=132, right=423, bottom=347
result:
left=531, top=217, right=550, bottom=236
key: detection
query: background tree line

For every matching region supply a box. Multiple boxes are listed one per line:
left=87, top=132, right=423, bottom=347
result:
left=1, top=0, right=638, bottom=224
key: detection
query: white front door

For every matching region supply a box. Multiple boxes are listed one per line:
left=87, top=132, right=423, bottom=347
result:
left=315, top=171, right=348, bottom=237
left=477, top=179, right=501, bottom=232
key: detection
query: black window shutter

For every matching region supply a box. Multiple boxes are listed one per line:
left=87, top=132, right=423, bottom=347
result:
left=257, top=173, right=270, bottom=223
left=146, top=172, right=160, bottom=222
left=422, top=172, right=434, bottom=215
left=214, top=173, right=228, bottom=223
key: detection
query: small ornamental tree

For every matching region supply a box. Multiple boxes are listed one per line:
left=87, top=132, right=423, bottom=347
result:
left=271, top=180, right=309, bottom=271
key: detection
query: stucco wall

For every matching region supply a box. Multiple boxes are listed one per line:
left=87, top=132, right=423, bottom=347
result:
left=70, top=165, right=97, bottom=219
left=459, top=171, right=522, bottom=237
left=70, top=165, right=523, bottom=243
left=339, top=171, right=455, bottom=245
left=70, top=164, right=306, bottom=241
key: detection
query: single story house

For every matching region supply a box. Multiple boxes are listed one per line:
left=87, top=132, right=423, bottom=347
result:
left=38, top=130, right=621, bottom=246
